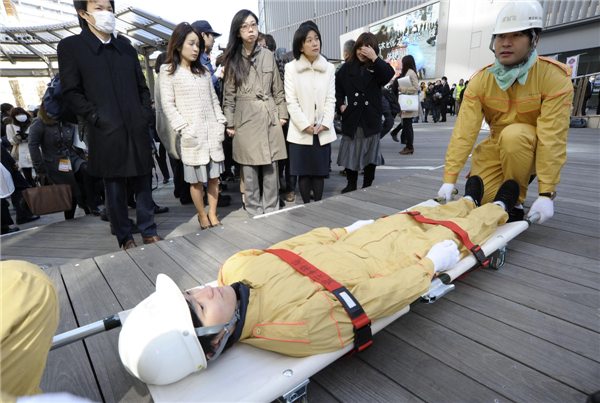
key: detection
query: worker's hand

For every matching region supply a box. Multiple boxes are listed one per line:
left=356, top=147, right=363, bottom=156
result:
left=527, top=196, right=554, bottom=224
left=17, top=392, right=95, bottom=403
left=344, top=219, right=375, bottom=234
left=426, top=240, right=460, bottom=273
left=438, top=183, right=455, bottom=202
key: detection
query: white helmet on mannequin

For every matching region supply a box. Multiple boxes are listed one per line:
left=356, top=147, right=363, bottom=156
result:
left=118, top=274, right=239, bottom=385
left=491, top=1, right=544, bottom=35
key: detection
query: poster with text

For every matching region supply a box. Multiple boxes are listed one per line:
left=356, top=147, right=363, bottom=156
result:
left=370, top=2, right=439, bottom=79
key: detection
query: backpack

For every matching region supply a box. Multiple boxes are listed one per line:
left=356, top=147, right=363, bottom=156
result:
left=569, top=118, right=587, bottom=128
left=43, top=73, right=78, bottom=124
left=382, top=87, right=401, bottom=116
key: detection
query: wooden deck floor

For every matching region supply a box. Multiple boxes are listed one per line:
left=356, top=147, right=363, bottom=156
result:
left=4, top=121, right=599, bottom=402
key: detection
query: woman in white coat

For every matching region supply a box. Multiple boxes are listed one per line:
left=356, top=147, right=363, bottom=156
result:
left=160, top=23, right=227, bottom=229
left=284, top=22, right=336, bottom=203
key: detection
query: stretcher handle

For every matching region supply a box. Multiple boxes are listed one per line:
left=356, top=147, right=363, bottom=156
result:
left=433, top=188, right=459, bottom=203
left=527, top=212, right=541, bottom=225
left=51, top=314, right=121, bottom=351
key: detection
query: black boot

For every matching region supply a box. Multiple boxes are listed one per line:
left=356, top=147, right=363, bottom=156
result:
left=464, top=175, right=484, bottom=207
left=362, top=164, right=376, bottom=188
left=341, top=170, right=358, bottom=194
left=507, top=207, right=525, bottom=223
left=493, top=179, right=520, bottom=212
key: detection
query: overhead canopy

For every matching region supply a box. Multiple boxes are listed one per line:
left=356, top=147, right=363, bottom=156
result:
left=0, top=6, right=176, bottom=77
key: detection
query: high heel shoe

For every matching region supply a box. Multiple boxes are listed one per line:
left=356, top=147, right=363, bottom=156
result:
left=198, top=215, right=210, bottom=230
left=399, top=147, right=414, bottom=155
left=208, top=217, right=222, bottom=227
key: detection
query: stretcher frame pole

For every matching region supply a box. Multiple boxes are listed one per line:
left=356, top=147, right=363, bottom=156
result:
left=50, top=314, right=121, bottom=351
left=276, top=379, right=310, bottom=403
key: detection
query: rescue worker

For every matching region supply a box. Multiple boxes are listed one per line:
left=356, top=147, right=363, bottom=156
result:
left=437, top=1, right=573, bottom=224
left=119, top=176, right=521, bottom=385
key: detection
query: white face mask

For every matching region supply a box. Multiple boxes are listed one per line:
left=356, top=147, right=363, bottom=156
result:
left=15, top=114, right=28, bottom=123
left=86, top=10, right=116, bottom=35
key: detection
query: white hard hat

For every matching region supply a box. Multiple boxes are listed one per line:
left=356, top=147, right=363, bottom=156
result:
left=118, top=274, right=207, bottom=385
left=492, top=1, right=544, bottom=35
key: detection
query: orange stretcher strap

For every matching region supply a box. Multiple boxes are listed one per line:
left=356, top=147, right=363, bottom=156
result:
left=264, top=248, right=373, bottom=353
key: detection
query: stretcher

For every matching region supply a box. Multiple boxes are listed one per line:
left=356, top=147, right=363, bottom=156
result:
left=51, top=197, right=541, bottom=403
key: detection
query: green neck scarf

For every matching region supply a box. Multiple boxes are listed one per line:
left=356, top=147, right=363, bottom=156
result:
left=487, top=50, right=537, bottom=91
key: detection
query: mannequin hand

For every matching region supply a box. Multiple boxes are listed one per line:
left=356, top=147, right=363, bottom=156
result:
left=303, top=125, right=315, bottom=134
left=226, top=128, right=235, bottom=137
left=438, top=183, right=455, bottom=202
left=426, top=240, right=460, bottom=273
left=344, top=219, right=375, bottom=234
left=528, top=196, right=554, bottom=224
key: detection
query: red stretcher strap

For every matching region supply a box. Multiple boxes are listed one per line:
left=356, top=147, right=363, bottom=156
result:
left=404, top=211, right=489, bottom=268
left=264, top=248, right=373, bottom=353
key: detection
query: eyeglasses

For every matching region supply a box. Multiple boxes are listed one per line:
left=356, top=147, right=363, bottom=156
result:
left=240, top=22, right=258, bottom=32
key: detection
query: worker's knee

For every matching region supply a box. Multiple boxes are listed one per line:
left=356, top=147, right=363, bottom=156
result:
left=498, top=123, right=537, bottom=153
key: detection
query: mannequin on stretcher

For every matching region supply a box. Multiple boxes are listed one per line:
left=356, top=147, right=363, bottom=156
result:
left=118, top=175, right=523, bottom=386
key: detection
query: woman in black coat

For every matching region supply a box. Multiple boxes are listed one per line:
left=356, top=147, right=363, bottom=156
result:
left=424, top=83, right=436, bottom=123
left=335, top=33, right=394, bottom=193
left=433, top=80, right=443, bottom=123
left=28, top=104, right=94, bottom=219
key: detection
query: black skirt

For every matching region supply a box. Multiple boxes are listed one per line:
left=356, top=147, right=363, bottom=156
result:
left=289, top=135, right=331, bottom=176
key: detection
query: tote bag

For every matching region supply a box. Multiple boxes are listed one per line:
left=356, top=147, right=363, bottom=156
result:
left=23, top=177, right=72, bottom=216
left=399, top=94, right=419, bottom=112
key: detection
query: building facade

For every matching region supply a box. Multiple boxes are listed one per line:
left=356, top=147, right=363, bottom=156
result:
left=261, top=0, right=600, bottom=83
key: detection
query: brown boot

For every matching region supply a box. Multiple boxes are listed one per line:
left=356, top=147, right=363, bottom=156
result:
left=399, top=147, right=414, bottom=155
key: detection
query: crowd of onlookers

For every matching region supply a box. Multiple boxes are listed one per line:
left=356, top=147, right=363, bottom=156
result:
left=0, top=1, right=467, bottom=248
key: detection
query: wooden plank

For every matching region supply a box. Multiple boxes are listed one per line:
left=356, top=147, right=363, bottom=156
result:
left=359, top=331, right=508, bottom=402
left=259, top=212, right=314, bottom=236
left=59, top=259, right=151, bottom=403
left=126, top=242, right=201, bottom=291
left=94, top=252, right=155, bottom=310
left=508, top=240, right=600, bottom=273
left=444, top=283, right=599, bottom=360
left=311, top=356, right=425, bottom=403
left=514, top=230, right=599, bottom=261
left=505, top=250, right=600, bottom=291
left=323, top=194, right=399, bottom=217
left=302, top=381, right=339, bottom=403
left=156, top=237, right=223, bottom=282
left=231, top=216, right=297, bottom=245
left=40, top=267, right=103, bottom=401
left=183, top=229, right=243, bottom=266
left=388, top=309, right=588, bottom=401
left=341, top=187, right=422, bottom=211
left=2, top=246, right=115, bottom=259
left=210, top=224, right=271, bottom=251
left=282, top=205, right=350, bottom=229
left=487, top=262, right=600, bottom=308
left=410, top=299, right=600, bottom=394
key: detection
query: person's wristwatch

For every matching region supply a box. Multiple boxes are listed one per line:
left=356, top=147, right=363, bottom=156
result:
left=539, top=191, right=556, bottom=200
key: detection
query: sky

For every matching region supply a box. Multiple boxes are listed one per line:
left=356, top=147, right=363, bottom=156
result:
left=123, top=0, right=259, bottom=54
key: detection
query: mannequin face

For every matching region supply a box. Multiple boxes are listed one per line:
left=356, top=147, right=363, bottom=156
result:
left=494, top=31, right=538, bottom=67
left=185, top=285, right=237, bottom=327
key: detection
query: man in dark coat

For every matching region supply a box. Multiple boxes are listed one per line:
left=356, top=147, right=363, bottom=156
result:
left=439, top=76, right=451, bottom=122
left=58, top=1, right=160, bottom=250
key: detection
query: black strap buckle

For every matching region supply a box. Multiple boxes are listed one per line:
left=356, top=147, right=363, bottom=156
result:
left=471, top=245, right=489, bottom=267
left=354, top=321, right=373, bottom=352
left=407, top=211, right=421, bottom=216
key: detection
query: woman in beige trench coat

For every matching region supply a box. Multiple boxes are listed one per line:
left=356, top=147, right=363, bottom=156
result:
left=223, top=10, right=288, bottom=216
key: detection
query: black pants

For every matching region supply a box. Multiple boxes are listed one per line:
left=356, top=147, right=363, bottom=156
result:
left=173, top=159, right=191, bottom=201
left=278, top=123, right=297, bottom=193
left=402, top=118, right=414, bottom=149
left=440, top=100, right=448, bottom=121
left=104, top=173, right=156, bottom=246
left=1, top=198, right=14, bottom=229
left=21, top=167, right=34, bottom=187
left=11, top=187, right=34, bottom=221
left=155, top=143, right=171, bottom=181
left=298, top=175, right=324, bottom=203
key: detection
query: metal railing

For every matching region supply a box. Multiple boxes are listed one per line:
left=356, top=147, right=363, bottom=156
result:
left=542, top=0, right=600, bottom=27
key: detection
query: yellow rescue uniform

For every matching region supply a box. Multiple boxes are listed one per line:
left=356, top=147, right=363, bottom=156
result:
left=443, top=56, right=573, bottom=205
left=1, top=261, right=60, bottom=403
left=219, top=199, right=507, bottom=357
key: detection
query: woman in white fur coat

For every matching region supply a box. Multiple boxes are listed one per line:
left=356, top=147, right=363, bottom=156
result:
left=160, top=23, right=227, bottom=229
left=284, top=21, right=336, bottom=203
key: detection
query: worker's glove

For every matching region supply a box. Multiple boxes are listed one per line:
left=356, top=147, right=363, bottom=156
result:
left=344, top=219, right=375, bottom=234
left=527, top=196, right=554, bottom=224
left=17, top=393, right=95, bottom=403
left=438, top=183, right=455, bottom=202
left=426, top=240, right=460, bottom=273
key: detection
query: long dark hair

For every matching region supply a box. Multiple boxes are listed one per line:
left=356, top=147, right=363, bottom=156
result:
left=347, top=32, right=379, bottom=66
left=223, top=9, right=259, bottom=88
left=9, top=107, right=31, bottom=128
left=400, top=55, right=417, bottom=78
left=164, top=23, right=207, bottom=76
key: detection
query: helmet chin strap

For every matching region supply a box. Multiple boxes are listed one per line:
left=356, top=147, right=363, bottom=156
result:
left=489, top=29, right=538, bottom=69
left=194, top=308, right=240, bottom=362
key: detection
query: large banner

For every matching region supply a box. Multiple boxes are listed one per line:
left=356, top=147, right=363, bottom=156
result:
left=369, top=2, right=440, bottom=79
